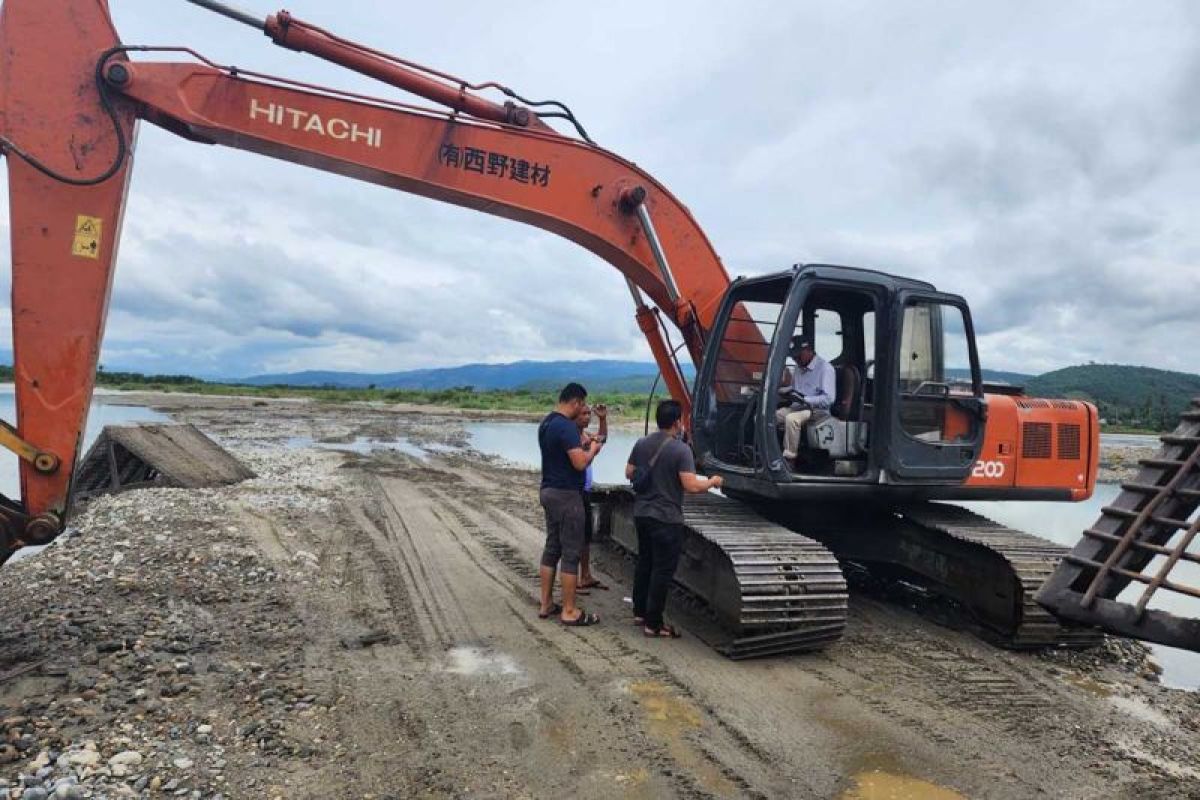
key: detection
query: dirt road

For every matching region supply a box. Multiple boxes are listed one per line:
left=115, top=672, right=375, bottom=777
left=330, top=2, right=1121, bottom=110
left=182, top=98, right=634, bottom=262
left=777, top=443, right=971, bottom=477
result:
left=0, top=395, right=1195, bottom=798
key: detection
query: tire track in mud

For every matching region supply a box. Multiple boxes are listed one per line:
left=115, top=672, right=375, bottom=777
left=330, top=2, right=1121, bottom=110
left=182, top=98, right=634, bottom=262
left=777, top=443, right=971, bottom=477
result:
left=341, top=500, right=431, bottom=656
left=368, top=455, right=1083, bottom=797
left=352, top=462, right=748, bottom=796
left=333, top=456, right=775, bottom=796
left=415, top=470, right=778, bottom=798
left=362, top=473, right=483, bottom=648
left=791, top=605, right=1105, bottom=795
left=428, top=503, right=538, bottom=590
left=320, top=477, right=541, bottom=796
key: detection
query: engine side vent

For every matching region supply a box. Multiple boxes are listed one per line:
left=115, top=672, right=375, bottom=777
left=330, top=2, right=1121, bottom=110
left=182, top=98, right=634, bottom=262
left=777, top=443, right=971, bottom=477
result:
left=1016, top=399, right=1051, bottom=409
left=1022, top=422, right=1053, bottom=459
left=1051, top=400, right=1081, bottom=410
left=1057, top=423, right=1081, bottom=460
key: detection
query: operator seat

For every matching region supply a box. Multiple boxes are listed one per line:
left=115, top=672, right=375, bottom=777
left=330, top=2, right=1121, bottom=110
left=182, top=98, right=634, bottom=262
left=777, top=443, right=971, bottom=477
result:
left=806, top=363, right=867, bottom=467
left=833, top=364, right=861, bottom=421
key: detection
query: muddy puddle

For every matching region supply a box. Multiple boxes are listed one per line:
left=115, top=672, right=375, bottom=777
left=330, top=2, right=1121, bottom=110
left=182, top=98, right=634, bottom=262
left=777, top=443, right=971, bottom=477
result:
left=840, top=769, right=966, bottom=799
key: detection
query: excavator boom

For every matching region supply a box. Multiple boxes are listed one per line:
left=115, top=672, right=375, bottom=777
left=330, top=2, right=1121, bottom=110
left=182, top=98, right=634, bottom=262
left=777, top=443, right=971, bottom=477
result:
left=0, top=0, right=753, bottom=545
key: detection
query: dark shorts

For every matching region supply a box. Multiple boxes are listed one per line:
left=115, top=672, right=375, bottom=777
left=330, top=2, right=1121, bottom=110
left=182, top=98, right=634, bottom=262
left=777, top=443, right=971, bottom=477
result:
left=539, top=487, right=585, bottom=574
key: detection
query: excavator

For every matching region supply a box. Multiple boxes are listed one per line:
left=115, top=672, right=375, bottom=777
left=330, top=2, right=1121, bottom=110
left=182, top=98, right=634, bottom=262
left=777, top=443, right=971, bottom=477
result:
left=1, top=0, right=1192, bottom=658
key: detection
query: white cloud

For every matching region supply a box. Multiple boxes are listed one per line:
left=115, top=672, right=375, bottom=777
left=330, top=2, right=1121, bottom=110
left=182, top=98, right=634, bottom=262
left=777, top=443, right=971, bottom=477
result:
left=0, top=0, right=1196, bottom=378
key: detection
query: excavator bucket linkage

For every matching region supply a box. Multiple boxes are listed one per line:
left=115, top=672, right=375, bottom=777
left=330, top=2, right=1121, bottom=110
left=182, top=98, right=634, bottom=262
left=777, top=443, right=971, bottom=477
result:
left=1037, top=399, right=1200, bottom=651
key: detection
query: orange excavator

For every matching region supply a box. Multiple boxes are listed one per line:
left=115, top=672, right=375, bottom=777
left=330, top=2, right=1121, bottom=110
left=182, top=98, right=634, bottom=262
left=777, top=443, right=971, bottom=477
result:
left=1, top=0, right=1192, bottom=657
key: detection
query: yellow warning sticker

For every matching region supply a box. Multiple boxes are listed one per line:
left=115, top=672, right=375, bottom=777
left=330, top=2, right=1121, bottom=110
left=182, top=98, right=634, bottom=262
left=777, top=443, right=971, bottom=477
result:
left=71, top=215, right=102, bottom=259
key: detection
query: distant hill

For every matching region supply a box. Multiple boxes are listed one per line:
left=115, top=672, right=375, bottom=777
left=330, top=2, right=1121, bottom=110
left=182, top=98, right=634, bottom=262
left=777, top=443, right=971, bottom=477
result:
left=242, top=361, right=1027, bottom=394
left=1026, top=364, right=1200, bottom=429
left=237, top=360, right=695, bottom=393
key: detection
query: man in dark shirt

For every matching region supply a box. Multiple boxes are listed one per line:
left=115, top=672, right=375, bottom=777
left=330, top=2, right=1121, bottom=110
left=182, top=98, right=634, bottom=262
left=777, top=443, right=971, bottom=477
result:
left=538, top=382, right=603, bottom=625
left=624, top=400, right=723, bottom=638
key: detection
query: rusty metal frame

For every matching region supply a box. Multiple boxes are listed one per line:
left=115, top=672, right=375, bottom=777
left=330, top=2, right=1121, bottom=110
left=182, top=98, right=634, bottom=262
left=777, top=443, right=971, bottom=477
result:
left=1037, top=398, right=1200, bottom=651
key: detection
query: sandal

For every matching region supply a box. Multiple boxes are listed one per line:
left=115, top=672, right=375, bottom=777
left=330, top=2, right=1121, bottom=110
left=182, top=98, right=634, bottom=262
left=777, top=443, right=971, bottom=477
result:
left=561, top=610, right=600, bottom=627
left=579, top=579, right=609, bottom=591
left=643, top=624, right=682, bottom=639
left=537, top=602, right=562, bottom=620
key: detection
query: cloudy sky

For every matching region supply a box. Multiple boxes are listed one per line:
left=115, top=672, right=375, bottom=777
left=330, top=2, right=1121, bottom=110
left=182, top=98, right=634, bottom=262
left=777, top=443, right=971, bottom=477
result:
left=4, top=0, right=1199, bottom=378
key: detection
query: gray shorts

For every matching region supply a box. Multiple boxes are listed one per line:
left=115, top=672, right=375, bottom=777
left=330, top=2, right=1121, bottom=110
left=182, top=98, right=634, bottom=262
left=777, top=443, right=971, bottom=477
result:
left=539, top=487, right=585, bottom=575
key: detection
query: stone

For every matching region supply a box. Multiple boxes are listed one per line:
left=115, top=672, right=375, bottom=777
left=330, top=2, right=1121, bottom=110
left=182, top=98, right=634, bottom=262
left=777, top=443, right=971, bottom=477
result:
left=109, top=750, right=143, bottom=768
left=172, top=757, right=193, bottom=769
left=49, top=780, right=81, bottom=800
left=20, top=789, right=48, bottom=800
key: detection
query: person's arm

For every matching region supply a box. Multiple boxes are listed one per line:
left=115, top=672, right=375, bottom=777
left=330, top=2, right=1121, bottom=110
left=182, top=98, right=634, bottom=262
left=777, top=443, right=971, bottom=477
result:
left=625, top=462, right=636, bottom=480
left=568, top=438, right=602, bottom=471
left=675, top=446, right=722, bottom=492
left=596, top=406, right=608, bottom=442
left=679, top=471, right=724, bottom=493
left=809, top=363, right=836, bottom=410
left=556, top=418, right=596, bottom=471
left=777, top=365, right=795, bottom=397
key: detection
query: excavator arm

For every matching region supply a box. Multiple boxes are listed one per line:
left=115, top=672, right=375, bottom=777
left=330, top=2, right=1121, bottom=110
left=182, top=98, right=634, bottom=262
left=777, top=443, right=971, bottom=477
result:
left=0, top=0, right=753, bottom=552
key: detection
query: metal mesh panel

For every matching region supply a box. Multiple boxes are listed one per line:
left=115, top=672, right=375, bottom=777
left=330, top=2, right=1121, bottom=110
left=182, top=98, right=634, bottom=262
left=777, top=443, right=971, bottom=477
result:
left=1021, top=422, right=1052, bottom=459
left=1057, top=423, right=1081, bottom=460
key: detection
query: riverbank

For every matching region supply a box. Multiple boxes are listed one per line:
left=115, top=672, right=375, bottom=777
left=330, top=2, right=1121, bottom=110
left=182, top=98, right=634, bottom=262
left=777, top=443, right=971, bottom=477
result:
left=0, top=390, right=1191, bottom=798
left=99, top=388, right=1166, bottom=481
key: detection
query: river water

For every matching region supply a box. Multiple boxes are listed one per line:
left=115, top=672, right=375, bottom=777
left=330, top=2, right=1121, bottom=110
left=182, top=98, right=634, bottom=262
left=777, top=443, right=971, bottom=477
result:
left=464, top=421, right=1199, bottom=691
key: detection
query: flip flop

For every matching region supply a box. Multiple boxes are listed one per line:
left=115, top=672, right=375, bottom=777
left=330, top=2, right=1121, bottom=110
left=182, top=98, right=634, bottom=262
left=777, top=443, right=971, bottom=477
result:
left=561, top=610, right=600, bottom=627
left=579, top=579, right=609, bottom=591
left=643, top=624, right=682, bottom=639
left=538, top=602, right=563, bottom=620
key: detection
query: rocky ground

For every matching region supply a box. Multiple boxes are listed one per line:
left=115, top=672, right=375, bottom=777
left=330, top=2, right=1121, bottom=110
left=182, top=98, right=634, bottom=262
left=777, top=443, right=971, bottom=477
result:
left=0, top=394, right=1193, bottom=799
left=1099, top=444, right=1159, bottom=484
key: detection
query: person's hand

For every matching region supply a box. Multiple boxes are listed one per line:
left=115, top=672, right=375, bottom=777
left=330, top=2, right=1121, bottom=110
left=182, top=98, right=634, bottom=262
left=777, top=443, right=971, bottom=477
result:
left=709, top=475, right=724, bottom=489
left=595, top=403, right=608, bottom=420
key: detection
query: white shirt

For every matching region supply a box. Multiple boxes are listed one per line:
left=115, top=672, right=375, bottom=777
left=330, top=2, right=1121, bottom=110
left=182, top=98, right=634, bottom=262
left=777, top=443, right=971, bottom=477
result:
left=790, top=354, right=836, bottom=410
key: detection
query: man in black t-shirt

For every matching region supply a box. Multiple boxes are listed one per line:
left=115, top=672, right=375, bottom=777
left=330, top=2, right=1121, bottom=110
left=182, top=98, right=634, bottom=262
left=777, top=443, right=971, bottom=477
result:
left=625, top=400, right=723, bottom=638
left=537, top=382, right=603, bottom=626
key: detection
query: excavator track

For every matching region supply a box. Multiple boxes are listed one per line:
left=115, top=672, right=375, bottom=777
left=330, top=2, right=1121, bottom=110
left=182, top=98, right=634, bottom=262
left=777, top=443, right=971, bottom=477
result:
left=764, top=500, right=1103, bottom=649
left=595, top=488, right=848, bottom=659
left=897, top=505, right=1104, bottom=648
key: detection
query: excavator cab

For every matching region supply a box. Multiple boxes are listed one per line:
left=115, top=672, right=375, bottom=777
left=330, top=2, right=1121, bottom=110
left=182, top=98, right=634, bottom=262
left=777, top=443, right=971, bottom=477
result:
left=692, top=264, right=988, bottom=498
